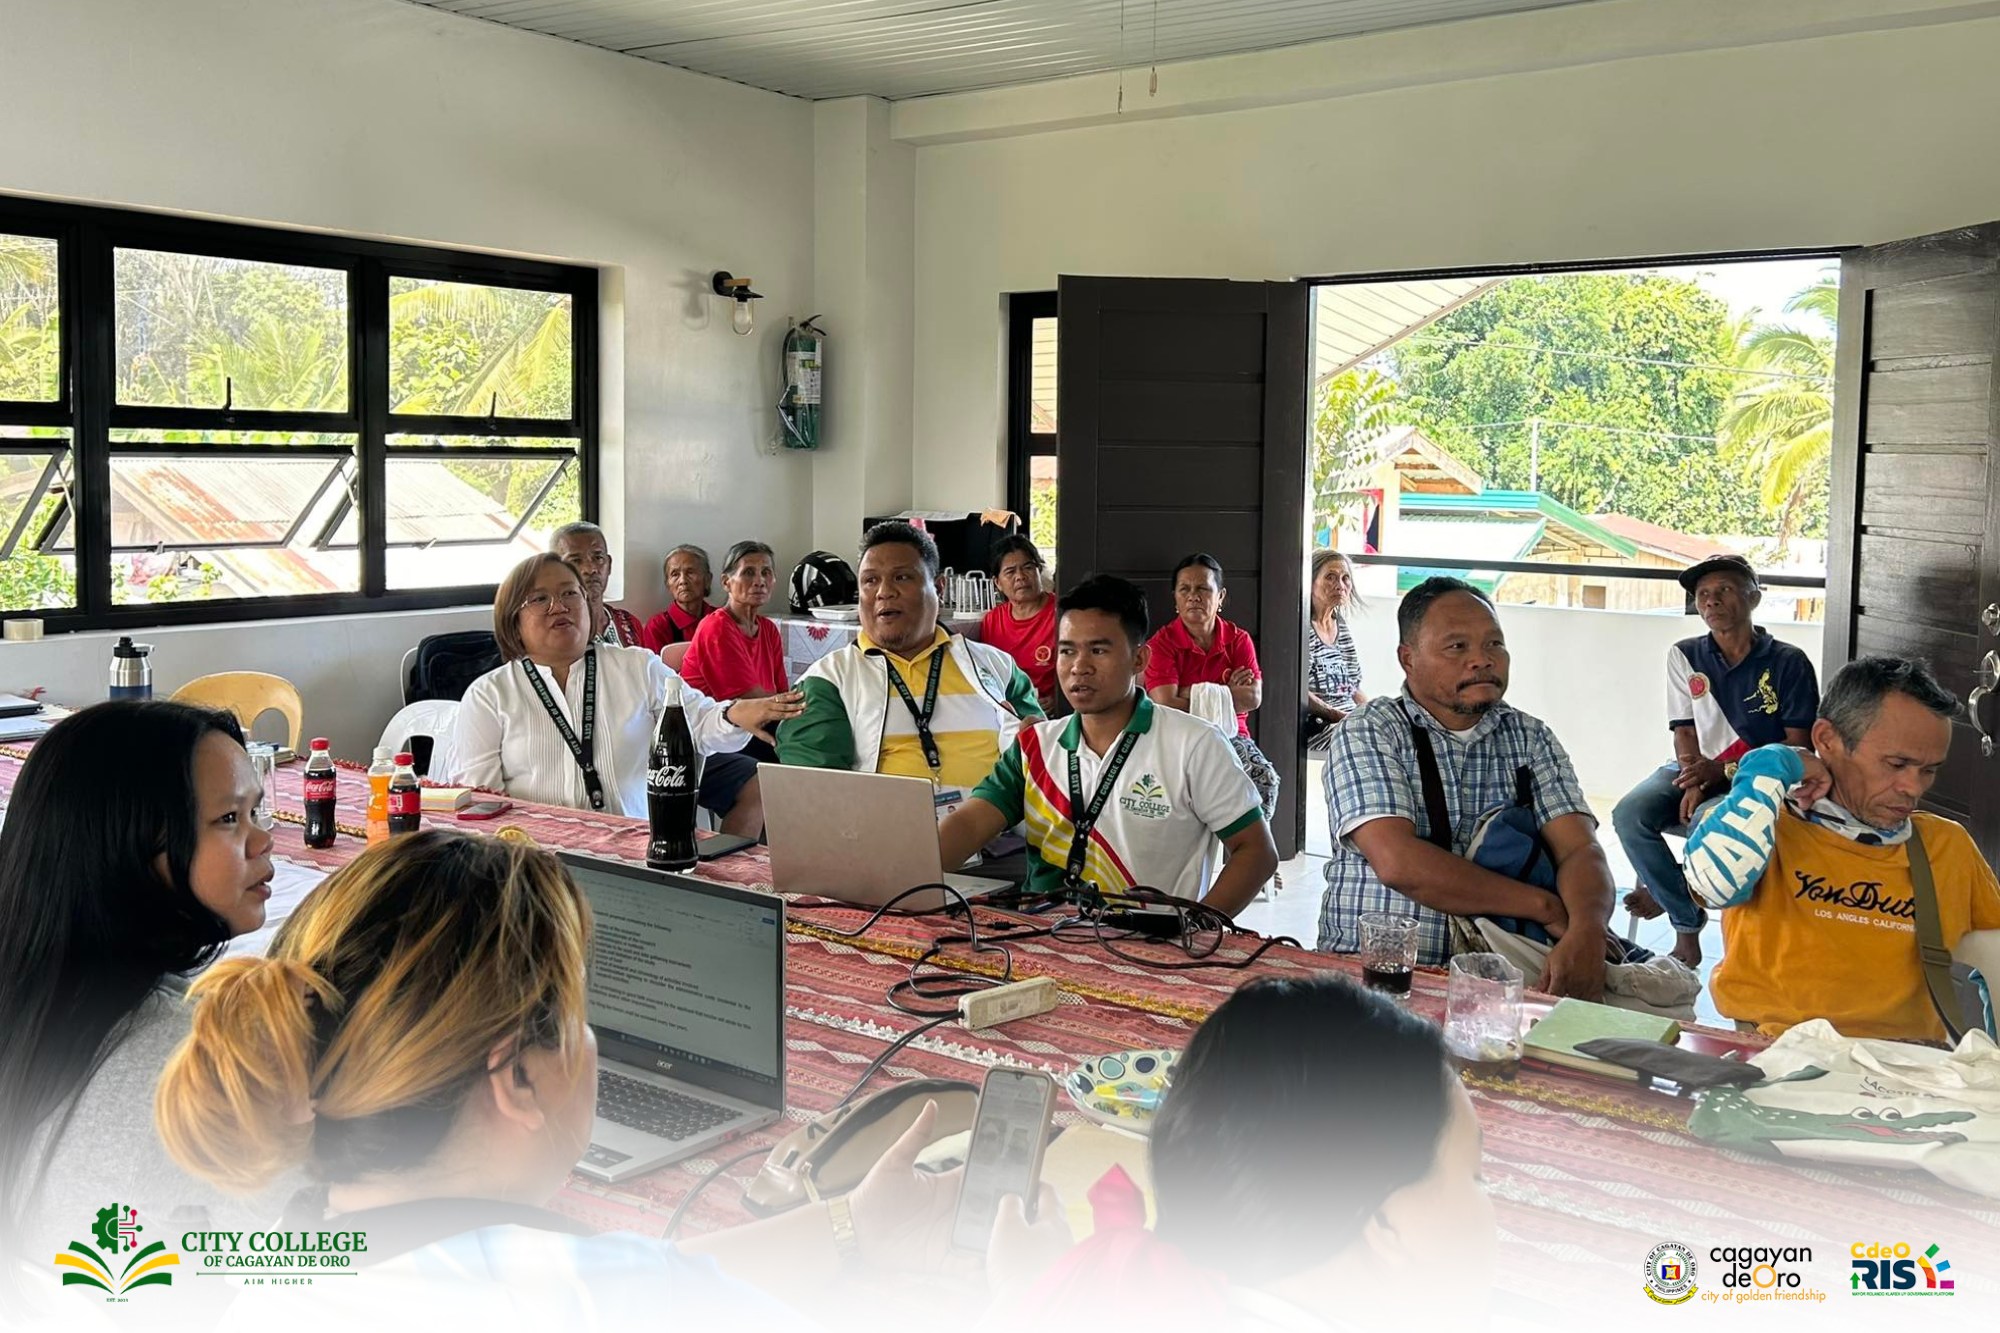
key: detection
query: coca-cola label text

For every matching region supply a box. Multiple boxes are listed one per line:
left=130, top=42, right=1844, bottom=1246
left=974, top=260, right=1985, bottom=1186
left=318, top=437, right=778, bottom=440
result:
left=648, top=763, right=691, bottom=793
left=388, top=789, right=421, bottom=816
left=304, top=776, right=337, bottom=801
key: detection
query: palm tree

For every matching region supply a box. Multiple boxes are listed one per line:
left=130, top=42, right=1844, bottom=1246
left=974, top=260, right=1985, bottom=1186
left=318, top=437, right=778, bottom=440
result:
left=1721, top=278, right=1836, bottom=557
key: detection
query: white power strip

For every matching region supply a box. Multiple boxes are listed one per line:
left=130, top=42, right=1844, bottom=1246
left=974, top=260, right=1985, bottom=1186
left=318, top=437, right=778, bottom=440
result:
left=959, top=976, right=1059, bottom=1030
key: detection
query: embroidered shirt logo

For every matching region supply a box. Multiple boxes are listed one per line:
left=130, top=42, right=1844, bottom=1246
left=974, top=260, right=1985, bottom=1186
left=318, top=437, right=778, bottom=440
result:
left=1120, top=775, right=1171, bottom=820
left=1747, top=668, right=1780, bottom=717
left=1688, top=672, right=1711, bottom=700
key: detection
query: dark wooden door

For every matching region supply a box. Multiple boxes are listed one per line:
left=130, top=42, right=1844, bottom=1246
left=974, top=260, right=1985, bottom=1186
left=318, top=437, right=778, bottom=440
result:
left=1055, top=277, right=1311, bottom=858
left=1825, top=224, right=2000, bottom=865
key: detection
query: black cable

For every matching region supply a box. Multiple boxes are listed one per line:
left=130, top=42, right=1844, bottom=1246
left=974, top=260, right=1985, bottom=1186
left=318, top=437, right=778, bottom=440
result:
left=1053, top=884, right=1306, bottom=971
left=661, top=1141, right=773, bottom=1240
left=833, top=1013, right=957, bottom=1109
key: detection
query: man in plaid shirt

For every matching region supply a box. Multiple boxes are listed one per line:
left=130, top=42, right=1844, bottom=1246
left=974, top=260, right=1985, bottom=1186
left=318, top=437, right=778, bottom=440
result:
left=1318, top=577, right=1615, bottom=999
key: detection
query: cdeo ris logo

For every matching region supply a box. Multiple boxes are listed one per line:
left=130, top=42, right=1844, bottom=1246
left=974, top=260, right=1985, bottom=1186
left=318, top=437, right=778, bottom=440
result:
left=53, top=1203, right=179, bottom=1299
left=1850, top=1241, right=1955, bottom=1296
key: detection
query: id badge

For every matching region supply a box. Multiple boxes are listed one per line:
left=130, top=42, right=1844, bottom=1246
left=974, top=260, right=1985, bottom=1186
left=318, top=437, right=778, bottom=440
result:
left=933, top=786, right=966, bottom=822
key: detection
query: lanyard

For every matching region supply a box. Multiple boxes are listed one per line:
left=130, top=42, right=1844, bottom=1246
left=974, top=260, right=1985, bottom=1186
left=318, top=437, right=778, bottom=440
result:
left=1064, top=729, right=1143, bottom=888
left=522, top=650, right=605, bottom=811
left=877, top=646, right=948, bottom=775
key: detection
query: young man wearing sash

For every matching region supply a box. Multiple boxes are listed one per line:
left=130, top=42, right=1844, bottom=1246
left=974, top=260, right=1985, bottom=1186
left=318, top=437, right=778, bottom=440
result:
left=939, top=575, right=1277, bottom=917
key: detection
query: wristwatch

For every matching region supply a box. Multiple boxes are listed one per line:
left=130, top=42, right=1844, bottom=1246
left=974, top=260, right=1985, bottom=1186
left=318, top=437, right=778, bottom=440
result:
left=1723, top=760, right=1740, bottom=781
left=826, top=1193, right=862, bottom=1268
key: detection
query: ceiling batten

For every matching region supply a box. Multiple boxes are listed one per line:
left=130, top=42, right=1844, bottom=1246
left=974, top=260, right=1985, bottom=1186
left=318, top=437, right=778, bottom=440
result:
left=396, top=0, right=1607, bottom=100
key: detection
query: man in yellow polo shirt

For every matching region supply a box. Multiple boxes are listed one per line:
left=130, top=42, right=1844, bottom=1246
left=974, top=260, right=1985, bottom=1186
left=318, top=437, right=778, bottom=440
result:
left=1686, top=656, right=2000, bottom=1041
left=778, top=521, right=1043, bottom=806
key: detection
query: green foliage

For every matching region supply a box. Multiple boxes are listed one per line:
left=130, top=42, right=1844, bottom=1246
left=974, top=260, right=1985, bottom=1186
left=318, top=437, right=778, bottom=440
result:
left=1719, top=278, right=1835, bottom=552
left=1311, top=367, right=1399, bottom=531
left=1387, top=274, right=1767, bottom=534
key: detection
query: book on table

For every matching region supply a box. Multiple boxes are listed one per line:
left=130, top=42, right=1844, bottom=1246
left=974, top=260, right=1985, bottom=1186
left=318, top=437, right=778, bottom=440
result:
left=1523, top=999, right=1680, bottom=1081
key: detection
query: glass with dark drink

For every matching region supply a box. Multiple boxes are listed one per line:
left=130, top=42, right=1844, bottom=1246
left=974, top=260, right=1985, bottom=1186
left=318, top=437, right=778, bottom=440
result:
left=647, top=690, right=699, bottom=871
left=1359, top=911, right=1418, bottom=998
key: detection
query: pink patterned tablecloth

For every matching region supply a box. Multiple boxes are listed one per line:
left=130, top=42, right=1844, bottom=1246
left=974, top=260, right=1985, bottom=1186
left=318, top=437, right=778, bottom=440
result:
left=5, top=742, right=1996, bottom=1317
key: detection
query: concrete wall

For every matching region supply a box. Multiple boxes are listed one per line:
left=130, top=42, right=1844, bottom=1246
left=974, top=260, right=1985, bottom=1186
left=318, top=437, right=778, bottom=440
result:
left=0, top=0, right=817, bottom=749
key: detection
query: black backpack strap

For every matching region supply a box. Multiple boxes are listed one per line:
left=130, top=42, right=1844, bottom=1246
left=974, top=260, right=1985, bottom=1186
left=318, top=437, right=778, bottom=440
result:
left=1906, top=828, right=1969, bottom=1042
left=1400, top=700, right=1453, bottom=850
left=1514, top=765, right=1535, bottom=809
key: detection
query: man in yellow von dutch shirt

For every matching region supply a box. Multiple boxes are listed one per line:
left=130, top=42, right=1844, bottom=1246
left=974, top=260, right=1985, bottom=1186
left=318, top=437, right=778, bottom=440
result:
left=1685, top=656, right=2000, bottom=1041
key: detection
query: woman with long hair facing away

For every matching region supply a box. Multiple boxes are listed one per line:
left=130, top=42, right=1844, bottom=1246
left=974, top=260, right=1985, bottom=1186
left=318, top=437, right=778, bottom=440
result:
left=0, top=701, right=286, bottom=1290
left=157, top=831, right=1011, bottom=1327
left=450, top=552, right=804, bottom=837
left=1304, top=549, right=1368, bottom=754
left=991, top=974, right=1494, bottom=1331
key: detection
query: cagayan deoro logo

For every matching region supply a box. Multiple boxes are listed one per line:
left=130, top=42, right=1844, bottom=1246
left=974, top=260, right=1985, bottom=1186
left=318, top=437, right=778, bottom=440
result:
left=1644, top=1241, right=1699, bottom=1305
left=53, top=1203, right=179, bottom=1298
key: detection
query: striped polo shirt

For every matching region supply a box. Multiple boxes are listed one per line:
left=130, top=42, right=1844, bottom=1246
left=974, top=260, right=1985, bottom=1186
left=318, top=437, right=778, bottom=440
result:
left=865, top=628, right=1006, bottom=791
left=973, top=695, right=1264, bottom=901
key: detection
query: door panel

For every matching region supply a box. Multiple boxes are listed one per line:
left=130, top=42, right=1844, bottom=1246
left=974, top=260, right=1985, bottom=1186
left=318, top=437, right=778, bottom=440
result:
left=1827, top=225, right=2000, bottom=856
left=1057, top=276, right=1310, bottom=858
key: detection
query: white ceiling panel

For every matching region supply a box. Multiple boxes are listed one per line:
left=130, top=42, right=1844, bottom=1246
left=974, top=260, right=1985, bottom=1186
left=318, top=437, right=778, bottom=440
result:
left=398, top=0, right=1607, bottom=100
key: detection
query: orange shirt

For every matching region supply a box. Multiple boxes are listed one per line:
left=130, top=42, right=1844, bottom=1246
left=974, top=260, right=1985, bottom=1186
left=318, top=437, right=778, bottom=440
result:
left=1712, top=810, right=2000, bottom=1041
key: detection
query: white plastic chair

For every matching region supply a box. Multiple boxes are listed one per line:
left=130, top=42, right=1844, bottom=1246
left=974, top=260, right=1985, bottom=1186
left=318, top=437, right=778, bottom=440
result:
left=379, top=699, right=460, bottom=780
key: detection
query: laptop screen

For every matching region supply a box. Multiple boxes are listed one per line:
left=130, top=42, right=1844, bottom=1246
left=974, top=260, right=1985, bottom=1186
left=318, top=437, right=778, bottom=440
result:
left=567, top=856, right=784, bottom=1102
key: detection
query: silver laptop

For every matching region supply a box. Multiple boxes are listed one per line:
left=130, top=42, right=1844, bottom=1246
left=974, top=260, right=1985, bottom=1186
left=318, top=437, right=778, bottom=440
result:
left=560, top=853, right=786, bottom=1184
left=760, top=765, right=1011, bottom=912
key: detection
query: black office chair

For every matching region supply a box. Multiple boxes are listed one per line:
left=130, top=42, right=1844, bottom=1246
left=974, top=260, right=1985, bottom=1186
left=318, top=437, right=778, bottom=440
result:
left=405, top=630, right=502, bottom=704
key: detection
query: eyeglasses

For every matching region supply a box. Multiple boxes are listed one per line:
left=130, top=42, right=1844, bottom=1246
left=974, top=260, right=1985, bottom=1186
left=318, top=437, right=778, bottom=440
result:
left=521, top=588, right=584, bottom=615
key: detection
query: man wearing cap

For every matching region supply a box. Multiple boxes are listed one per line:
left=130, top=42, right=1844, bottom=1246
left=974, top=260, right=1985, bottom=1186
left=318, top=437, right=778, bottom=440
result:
left=1612, top=554, right=1819, bottom=967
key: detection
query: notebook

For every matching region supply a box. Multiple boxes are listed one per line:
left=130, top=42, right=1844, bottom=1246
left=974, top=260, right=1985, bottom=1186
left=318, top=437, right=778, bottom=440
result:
left=1524, top=998, right=1680, bottom=1081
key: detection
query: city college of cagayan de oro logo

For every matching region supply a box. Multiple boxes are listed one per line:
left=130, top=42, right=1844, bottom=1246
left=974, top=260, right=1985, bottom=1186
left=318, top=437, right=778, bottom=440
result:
left=54, top=1203, right=179, bottom=1299
left=1644, top=1241, right=1699, bottom=1305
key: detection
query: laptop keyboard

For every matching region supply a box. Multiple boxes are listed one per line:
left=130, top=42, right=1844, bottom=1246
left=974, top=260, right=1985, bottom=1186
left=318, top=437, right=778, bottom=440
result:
left=596, top=1071, right=739, bottom=1141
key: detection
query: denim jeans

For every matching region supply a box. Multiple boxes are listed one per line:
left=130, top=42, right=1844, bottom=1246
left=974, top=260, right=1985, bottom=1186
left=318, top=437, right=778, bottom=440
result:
left=1611, top=763, right=1713, bottom=934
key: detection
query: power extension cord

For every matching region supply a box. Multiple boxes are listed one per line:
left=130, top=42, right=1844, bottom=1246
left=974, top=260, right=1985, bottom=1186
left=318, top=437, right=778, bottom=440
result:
left=958, top=976, right=1059, bottom=1030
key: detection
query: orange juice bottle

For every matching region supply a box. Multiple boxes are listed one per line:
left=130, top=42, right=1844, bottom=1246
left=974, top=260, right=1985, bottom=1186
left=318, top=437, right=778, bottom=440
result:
left=365, top=745, right=395, bottom=842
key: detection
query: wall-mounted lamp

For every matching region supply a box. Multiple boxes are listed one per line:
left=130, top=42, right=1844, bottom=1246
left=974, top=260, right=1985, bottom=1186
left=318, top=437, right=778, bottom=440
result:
left=711, top=271, right=763, bottom=335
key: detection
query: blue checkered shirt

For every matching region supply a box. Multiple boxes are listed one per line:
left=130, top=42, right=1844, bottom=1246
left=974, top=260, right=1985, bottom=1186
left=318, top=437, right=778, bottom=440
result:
left=1318, top=690, right=1593, bottom=964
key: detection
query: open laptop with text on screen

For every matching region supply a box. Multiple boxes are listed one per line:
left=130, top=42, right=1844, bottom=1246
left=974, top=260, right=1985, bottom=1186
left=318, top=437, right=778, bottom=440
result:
left=558, top=852, right=786, bottom=1184
left=760, top=765, right=1012, bottom=913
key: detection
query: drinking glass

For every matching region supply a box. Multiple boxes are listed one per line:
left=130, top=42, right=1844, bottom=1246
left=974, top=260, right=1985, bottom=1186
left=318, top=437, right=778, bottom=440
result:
left=1445, top=952, right=1524, bottom=1078
left=1358, top=912, right=1418, bottom=998
left=246, top=742, right=278, bottom=831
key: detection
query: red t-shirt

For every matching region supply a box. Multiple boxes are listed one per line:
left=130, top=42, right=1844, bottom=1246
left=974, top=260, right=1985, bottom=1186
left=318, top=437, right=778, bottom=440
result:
left=1142, top=616, right=1260, bottom=737
left=643, top=601, right=716, bottom=653
left=681, top=610, right=787, bottom=700
left=980, top=598, right=1058, bottom=703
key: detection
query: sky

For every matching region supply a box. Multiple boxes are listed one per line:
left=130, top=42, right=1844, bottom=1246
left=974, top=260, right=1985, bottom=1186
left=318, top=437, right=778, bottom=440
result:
left=1647, top=257, right=1836, bottom=331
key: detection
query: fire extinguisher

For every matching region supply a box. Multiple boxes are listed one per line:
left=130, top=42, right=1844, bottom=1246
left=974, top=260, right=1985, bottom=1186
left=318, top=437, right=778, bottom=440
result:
left=779, top=317, right=825, bottom=450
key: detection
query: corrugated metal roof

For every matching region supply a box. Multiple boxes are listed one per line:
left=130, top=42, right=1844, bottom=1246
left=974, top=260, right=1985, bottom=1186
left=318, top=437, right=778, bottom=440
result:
left=396, top=0, right=1602, bottom=100
left=1314, top=277, right=1497, bottom=382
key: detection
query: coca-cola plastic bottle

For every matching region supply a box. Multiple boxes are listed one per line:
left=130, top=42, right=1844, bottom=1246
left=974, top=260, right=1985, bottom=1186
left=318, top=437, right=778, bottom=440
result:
left=647, top=694, right=699, bottom=871
left=386, top=751, right=423, bottom=836
left=303, top=737, right=338, bottom=848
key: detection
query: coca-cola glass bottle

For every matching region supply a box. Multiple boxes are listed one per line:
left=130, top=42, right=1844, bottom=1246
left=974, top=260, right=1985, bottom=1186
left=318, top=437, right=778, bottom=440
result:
left=648, top=689, right=699, bottom=871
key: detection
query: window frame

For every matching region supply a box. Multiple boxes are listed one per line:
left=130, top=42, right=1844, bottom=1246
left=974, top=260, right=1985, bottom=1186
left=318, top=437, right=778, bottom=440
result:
left=1301, top=250, right=1841, bottom=601
left=0, top=193, right=597, bottom=630
left=1004, top=290, right=1057, bottom=529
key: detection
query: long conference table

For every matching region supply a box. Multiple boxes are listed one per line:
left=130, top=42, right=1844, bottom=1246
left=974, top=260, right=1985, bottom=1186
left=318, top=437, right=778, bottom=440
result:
left=5, top=743, right=1997, bottom=1317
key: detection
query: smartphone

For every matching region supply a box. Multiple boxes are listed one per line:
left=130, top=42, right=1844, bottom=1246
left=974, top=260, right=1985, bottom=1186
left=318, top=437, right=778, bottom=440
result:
left=696, top=832, right=758, bottom=861
left=455, top=799, right=513, bottom=820
left=950, top=1067, right=1057, bottom=1253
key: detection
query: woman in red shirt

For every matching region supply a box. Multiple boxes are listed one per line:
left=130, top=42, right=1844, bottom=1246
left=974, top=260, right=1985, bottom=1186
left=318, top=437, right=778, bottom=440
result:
left=642, top=543, right=719, bottom=651
left=681, top=540, right=788, bottom=758
left=979, top=535, right=1059, bottom=714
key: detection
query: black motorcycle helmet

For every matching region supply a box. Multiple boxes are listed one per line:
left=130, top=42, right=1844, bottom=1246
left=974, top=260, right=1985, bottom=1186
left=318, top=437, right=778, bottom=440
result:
left=789, top=551, right=858, bottom=612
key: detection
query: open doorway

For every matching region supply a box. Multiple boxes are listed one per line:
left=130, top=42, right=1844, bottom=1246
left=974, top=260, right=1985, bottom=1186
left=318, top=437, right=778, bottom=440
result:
left=1301, top=256, right=1837, bottom=990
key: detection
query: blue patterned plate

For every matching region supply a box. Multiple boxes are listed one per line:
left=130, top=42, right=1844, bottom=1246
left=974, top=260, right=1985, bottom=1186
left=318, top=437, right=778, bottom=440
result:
left=1064, top=1048, right=1177, bottom=1133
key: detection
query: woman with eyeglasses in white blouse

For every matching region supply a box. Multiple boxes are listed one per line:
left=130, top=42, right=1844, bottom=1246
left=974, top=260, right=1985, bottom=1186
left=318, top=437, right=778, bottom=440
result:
left=450, top=554, right=804, bottom=837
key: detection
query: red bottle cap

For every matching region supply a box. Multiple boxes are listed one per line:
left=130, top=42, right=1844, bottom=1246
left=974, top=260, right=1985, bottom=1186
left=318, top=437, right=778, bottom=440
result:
left=310, top=737, right=330, bottom=750
left=394, top=752, right=414, bottom=765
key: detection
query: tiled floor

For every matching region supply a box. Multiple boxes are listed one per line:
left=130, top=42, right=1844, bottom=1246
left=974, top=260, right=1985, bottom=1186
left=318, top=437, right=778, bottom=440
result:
left=1238, top=761, right=1727, bottom=1026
